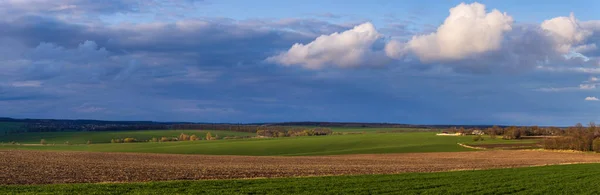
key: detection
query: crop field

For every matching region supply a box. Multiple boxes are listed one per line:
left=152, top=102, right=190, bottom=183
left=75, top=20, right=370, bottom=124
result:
left=329, top=127, right=438, bottom=133
left=0, top=132, right=503, bottom=155
left=3, top=150, right=600, bottom=185
left=3, top=163, right=599, bottom=194
left=2, top=129, right=594, bottom=194
left=0, top=130, right=254, bottom=144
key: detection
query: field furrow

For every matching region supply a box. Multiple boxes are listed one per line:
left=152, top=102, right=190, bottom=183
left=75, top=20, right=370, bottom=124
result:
left=2, top=150, right=600, bottom=185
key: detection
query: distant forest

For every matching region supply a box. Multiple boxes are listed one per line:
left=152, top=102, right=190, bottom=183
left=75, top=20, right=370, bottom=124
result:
left=0, top=117, right=547, bottom=135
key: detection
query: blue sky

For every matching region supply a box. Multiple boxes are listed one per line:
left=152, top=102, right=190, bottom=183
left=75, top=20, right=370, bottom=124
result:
left=0, top=0, right=600, bottom=126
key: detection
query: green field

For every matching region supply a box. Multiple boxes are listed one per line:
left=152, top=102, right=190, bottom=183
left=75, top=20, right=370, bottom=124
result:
left=2, top=163, right=598, bottom=194
left=0, top=127, right=437, bottom=144
left=329, top=127, right=439, bottom=133
left=0, top=132, right=495, bottom=155
left=0, top=130, right=254, bottom=144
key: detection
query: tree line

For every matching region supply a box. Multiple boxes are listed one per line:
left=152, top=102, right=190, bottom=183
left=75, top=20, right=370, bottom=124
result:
left=447, top=125, right=564, bottom=139
left=542, top=123, right=600, bottom=152
left=447, top=123, right=600, bottom=152
left=256, top=127, right=333, bottom=137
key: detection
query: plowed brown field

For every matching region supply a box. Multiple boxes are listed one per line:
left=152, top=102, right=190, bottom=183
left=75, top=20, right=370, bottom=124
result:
left=2, top=150, right=600, bottom=185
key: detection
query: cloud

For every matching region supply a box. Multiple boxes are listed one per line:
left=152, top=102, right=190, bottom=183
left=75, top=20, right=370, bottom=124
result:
left=579, top=83, right=596, bottom=90
left=535, top=87, right=576, bottom=92
left=315, top=12, right=342, bottom=19
left=0, top=0, right=203, bottom=17
left=73, top=103, right=106, bottom=113
left=406, top=2, right=513, bottom=61
left=10, top=81, right=42, bottom=88
left=384, top=40, right=406, bottom=60
left=175, top=107, right=239, bottom=115
left=387, top=3, right=557, bottom=73
left=535, top=76, right=598, bottom=92
left=269, top=3, right=600, bottom=74
left=573, top=44, right=597, bottom=53
left=534, top=85, right=595, bottom=92
left=541, top=13, right=593, bottom=53
left=585, top=96, right=599, bottom=101
left=537, top=66, right=600, bottom=74
left=266, top=22, right=389, bottom=69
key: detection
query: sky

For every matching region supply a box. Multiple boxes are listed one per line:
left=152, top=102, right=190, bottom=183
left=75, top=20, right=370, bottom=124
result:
left=1, top=0, right=600, bottom=126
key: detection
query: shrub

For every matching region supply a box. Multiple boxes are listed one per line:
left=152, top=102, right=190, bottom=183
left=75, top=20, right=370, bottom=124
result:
left=458, top=127, right=465, bottom=135
left=277, top=132, right=286, bottom=137
left=544, top=137, right=584, bottom=151
left=594, top=138, right=600, bottom=153
left=502, top=127, right=522, bottom=140
left=190, top=134, right=199, bottom=141
left=158, top=137, right=179, bottom=142
left=86, top=140, right=92, bottom=145
left=123, top=138, right=137, bottom=143
left=40, top=139, right=47, bottom=145
left=178, top=133, right=190, bottom=141
left=543, top=124, right=600, bottom=152
left=472, top=135, right=484, bottom=141
left=206, top=132, right=213, bottom=140
left=151, top=137, right=158, bottom=142
left=542, top=138, right=557, bottom=150
left=65, top=141, right=71, bottom=145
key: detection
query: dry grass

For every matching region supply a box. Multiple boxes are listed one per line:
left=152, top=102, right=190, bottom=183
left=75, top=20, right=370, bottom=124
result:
left=2, top=150, right=600, bottom=185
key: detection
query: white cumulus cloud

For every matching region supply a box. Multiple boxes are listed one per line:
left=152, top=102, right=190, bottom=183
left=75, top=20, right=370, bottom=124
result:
left=266, top=22, right=387, bottom=69
left=585, top=96, right=599, bottom=101
left=271, top=2, right=600, bottom=73
left=541, top=13, right=593, bottom=53
left=406, top=2, right=513, bottom=62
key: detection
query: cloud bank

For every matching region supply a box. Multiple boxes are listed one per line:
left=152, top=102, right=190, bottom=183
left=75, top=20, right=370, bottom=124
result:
left=270, top=2, right=600, bottom=73
left=1, top=0, right=600, bottom=125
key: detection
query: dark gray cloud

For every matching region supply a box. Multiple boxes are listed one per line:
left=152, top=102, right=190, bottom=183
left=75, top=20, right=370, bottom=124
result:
left=0, top=4, right=370, bottom=122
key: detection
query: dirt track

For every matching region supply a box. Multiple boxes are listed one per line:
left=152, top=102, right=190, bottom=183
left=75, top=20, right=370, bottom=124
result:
left=2, top=150, right=600, bottom=185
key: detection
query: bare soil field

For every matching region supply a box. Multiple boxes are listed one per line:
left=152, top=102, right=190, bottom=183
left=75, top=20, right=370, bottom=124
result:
left=2, top=150, right=600, bottom=185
